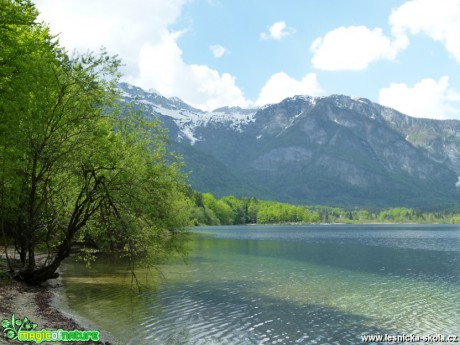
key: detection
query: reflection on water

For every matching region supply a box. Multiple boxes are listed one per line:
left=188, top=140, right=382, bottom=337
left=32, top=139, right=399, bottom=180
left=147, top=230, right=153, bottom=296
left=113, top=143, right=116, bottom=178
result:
left=62, top=225, right=460, bottom=344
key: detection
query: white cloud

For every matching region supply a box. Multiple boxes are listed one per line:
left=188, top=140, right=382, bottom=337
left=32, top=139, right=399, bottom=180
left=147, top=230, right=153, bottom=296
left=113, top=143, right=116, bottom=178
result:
left=379, top=76, right=460, bottom=119
left=260, top=21, right=296, bottom=41
left=34, top=0, right=249, bottom=111
left=311, top=0, right=460, bottom=71
left=209, top=44, right=227, bottom=58
left=255, top=72, right=323, bottom=106
left=311, top=26, right=408, bottom=71
left=131, top=33, right=250, bottom=110
left=34, top=0, right=187, bottom=76
left=389, top=0, right=460, bottom=62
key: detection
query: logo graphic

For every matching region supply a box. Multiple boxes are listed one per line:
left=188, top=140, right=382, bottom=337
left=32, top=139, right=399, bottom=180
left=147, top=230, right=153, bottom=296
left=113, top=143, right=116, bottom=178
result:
left=1, top=314, right=100, bottom=343
left=2, top=314, right=38, bottom=341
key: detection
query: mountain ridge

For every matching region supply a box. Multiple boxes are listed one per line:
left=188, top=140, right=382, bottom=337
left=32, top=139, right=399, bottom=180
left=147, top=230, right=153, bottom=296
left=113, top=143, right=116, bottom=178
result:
left=119, top=82, right=460, bottom=209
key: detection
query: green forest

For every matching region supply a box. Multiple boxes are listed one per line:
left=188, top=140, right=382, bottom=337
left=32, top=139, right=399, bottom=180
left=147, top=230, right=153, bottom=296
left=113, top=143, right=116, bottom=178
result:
left=189, top=192, right=460, bottom=225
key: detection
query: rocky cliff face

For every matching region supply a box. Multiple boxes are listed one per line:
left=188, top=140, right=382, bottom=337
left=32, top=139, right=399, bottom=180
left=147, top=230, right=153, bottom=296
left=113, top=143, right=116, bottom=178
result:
left=119, top=83, right=460, bottom=209
left=378, top=106, right=460, bottom=175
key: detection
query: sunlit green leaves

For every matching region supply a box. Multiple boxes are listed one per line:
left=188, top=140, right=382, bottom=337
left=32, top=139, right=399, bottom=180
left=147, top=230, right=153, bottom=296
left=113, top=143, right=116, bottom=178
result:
left=0, top=0, right=190, bottom=284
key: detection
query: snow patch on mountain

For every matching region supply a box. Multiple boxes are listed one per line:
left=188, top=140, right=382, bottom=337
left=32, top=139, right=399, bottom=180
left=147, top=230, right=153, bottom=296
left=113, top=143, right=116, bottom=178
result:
left=119, top=82, right=256, bottom=144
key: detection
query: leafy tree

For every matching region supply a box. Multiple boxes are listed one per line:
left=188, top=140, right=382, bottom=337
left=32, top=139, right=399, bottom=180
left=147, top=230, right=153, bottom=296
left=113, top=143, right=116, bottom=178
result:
left=309, top=211, right=320, bottom=223
left=221, top=195, right=246, bottom=224
left=0, top=0, right=190, bottom=285
left=247, top=198, right=259, bottom=223
left=201, top=193, right=234, bottom=225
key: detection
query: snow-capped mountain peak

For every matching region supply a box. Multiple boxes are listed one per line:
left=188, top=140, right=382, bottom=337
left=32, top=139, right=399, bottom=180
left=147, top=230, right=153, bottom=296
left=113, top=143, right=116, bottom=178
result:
left=119, top=82, right=256, bottom=144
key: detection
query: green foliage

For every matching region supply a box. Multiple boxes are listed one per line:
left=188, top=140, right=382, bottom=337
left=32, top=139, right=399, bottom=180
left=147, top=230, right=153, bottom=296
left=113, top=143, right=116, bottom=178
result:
left=190, top=193, right=318, bottom=225
left=0, top=0, right=190, bottom=284
left=189, top=192, right=460, bottom=226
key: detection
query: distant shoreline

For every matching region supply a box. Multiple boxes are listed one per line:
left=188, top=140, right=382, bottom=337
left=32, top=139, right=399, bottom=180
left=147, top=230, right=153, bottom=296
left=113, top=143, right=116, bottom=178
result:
left=196, top=221, right=450, bottom=226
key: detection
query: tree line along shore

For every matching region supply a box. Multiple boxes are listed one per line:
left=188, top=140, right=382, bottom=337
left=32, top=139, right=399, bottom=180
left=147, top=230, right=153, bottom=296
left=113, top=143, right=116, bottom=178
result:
left=189, top=192, right=460, bottom=226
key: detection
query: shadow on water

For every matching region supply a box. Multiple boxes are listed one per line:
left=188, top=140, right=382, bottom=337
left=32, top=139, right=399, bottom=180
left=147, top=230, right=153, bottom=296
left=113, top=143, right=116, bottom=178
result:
left=64, top=277, right=401, bottom=345
left=162, top=280, right=404, bottom=344
left=61, top=258, right=165, bottom=335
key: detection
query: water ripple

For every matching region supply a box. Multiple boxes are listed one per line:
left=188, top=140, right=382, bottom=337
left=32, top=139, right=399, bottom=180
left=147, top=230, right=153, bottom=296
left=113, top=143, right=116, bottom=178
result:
left=63, top=225, right=460, bottom=345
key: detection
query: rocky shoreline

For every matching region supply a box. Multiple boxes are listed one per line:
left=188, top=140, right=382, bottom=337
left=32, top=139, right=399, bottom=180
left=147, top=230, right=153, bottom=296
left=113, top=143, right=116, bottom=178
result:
left=0, top=261, right=118, bottom=345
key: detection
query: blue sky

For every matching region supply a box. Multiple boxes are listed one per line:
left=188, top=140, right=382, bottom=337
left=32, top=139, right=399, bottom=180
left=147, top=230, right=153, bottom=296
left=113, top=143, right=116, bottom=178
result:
left=34, top=0, right=460, bottom=119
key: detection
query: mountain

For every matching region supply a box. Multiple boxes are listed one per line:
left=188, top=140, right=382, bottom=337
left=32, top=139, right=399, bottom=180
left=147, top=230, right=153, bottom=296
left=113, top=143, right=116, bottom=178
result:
left=119, top=82, right=460, bottom=209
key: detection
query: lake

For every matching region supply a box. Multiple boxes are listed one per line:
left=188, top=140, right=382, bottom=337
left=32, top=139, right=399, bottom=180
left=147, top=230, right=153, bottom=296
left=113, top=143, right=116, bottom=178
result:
left=62, top=224, right=460, bottom=344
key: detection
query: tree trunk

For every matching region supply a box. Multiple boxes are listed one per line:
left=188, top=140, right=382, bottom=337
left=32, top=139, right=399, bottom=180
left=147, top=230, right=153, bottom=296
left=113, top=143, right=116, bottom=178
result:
left=18, top=170, right=102, bottom=285
left=19, top=237, right=74, bottom=284
left=19, top=262, right=60, bottom=284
